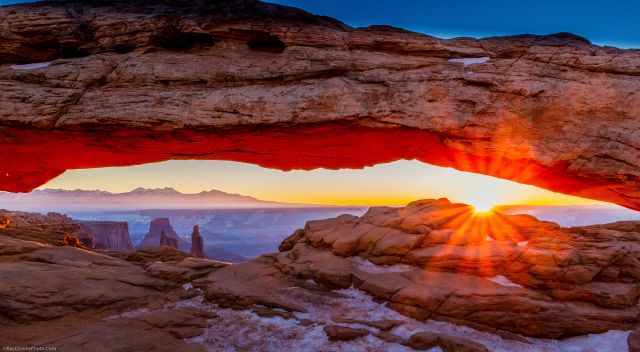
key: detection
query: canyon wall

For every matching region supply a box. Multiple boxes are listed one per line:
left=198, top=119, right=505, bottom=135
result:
left=81, top=221, right=134, bottom=250
left=139, top=218, right=189, bottom=251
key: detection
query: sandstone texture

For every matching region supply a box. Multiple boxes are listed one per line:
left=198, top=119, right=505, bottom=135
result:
left=200, top=199, right=640, bottom=340
left=0, top=209, right=94, bottom=247
left=0, top=210, right=137, bottom=251
left=190, top=224, right=205, bottom=258
left=0, top=223, right=228, bottom=351
left=323, top=325, right=370, bottom=341
left=0, top=0, right=638, bottom=211
left=2, top=201, right=638, bottom=350
left=407, top=331, right=490, bottom=352
left=139, top=217, right=189, bottom=250
left=82, top=220, right=134, bottom=250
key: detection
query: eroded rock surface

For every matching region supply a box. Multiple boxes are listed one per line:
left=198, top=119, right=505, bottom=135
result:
left=0, top=0, right=639, bottom=211
left=0, top=221, right=228, bottom=351
left=198, top=199, right=640, bottom=340
left=140, top=217, right=189, bottom=250
left=82, top=220, right=134, bottom=250
left=1, top=200, right=638, bottom=351
left=0, top=210, right=94, bottom=247
left=190, top=225, right=204, bottom=258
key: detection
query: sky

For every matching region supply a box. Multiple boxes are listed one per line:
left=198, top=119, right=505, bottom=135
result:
left=41, top=160, right=606, bottom=208
left=1, top=0, right=638, bottom=48
left=269, top=0, right=640, bottom=48
left=5, top=0, right=634, bottom=207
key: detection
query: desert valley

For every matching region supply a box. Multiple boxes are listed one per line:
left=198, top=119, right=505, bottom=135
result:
left=3, top=188, right=640, bottom=351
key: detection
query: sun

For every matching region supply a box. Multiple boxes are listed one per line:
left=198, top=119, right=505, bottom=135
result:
left=467, top=196, right=498, bottom=214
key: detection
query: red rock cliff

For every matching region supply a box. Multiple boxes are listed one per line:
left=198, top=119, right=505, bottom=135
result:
left=82, top=221, right=134, bottom=250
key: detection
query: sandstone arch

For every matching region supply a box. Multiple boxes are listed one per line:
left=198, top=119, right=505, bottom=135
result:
left=1, top=0, right=639, bottom=210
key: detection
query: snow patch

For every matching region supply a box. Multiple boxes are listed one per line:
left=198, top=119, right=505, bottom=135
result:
left=554, top=330, right=630, bottom=352
left=183, top=282, right=193, bottom=290
left=488, top=275, right=523, bottom=288
left=10, top=62, right=52, bottom=70
left=448, top=57, right=490, bottom=67
left=104, top=307, right=150, bottom=320
left=517, top=241, right=529, bottom=247
left=353, top=257, right=414, bottom=274
left=175, top=286, right=628, bottom=352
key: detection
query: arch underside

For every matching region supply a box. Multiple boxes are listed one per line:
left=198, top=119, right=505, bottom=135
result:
left=0, top=122, right=636, bottom=210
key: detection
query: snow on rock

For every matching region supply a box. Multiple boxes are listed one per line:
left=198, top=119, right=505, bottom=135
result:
left=448, top=57, right=490, bottom=67
left=103, top=307, right=151, bottom=320
left=10, top=62, right=52, bottom=70
left=553, top=330, right=630, bottom=352
left=185, top=294, right=416, bottom=352
left=175, top=286, right=628, bottom=352
left=353, top=257, right=414, bottom=274
left=517, top=241, right=529, bottom=247
left=488, top=275, right=523, bottom=288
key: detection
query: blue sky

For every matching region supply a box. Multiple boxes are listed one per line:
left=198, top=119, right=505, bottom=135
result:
left=2, top=0, right=637, bottom=48
left=271, top=0, right=639, bottom=48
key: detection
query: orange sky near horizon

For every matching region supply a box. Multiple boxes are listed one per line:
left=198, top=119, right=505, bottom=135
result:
left=40, top=159, right=610, bottom=208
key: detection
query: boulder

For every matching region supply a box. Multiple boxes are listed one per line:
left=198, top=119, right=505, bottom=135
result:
left=323, top=325, right=369, bottom=341
left=270, top=200, right=640, bottom=338
left=407, top=331, right=489, bottom=352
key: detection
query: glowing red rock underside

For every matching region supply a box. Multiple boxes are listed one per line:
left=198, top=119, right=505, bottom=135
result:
left=0, top=122, right=625, bottom=208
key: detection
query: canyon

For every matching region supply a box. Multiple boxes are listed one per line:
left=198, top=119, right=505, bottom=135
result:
left=2, top=198, right=640, bottom=351
left=0, top=209, right=236, bottom=260
left=0, top=0, right=639, bottom=211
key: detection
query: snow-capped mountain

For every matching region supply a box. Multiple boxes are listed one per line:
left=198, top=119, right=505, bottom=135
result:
left=0, top=187, right=294, bottom=211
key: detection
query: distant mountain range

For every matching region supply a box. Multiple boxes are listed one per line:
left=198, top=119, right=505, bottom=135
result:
left=0, top=187, right=298, bottom=211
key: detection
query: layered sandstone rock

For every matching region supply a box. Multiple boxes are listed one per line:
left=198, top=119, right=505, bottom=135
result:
left=160, top=230, right=179, bottom=249
left=0, top=230, right=227, bottom=351
left=82, top=220, right=134, bottom=250
left=190, top=225, right=204, bottom=258
left=200, top=199, right=640, bottom=339
left=139, top=217, right=188, bottom=250
left=0, top=242, right=171, bottom=322
left=0, top=0, right=639, bottom=211
left=3, top=201, right=637, bottom=350
left=0, top=210, right=94, bottom=247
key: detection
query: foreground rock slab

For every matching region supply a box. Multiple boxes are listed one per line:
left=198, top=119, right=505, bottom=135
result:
left=2, top=199, right=639, bottom=351
left=266, top=199, right=640, bottom=338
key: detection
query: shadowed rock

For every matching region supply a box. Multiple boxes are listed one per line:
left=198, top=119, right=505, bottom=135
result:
left=323, top=325, right=369, bottom=341
left=190, top=225, right=204, bottom=258
left=140, top=218, right=187, bottom=250
left=160, top=230, right=179, bottom=249
left=82, top=221, right=134, bottom=250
